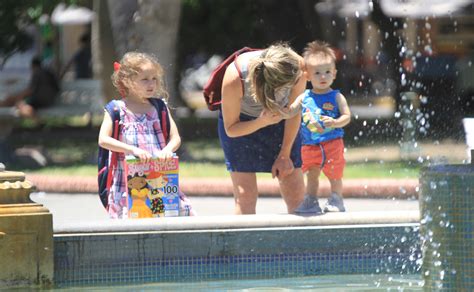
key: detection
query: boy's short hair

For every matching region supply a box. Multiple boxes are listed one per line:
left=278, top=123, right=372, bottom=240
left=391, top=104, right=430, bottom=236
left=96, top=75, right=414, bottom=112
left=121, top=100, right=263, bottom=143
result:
left=303, top=40, right=336, bottom=63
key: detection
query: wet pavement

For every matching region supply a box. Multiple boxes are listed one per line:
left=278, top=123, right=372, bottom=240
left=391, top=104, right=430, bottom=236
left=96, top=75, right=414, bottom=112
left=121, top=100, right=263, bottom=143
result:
left=31, top=192, right=419, bottom=226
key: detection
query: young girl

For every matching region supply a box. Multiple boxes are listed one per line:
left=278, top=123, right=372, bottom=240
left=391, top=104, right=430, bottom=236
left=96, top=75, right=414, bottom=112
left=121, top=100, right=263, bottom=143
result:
left=98, top=52, right=194, bottom=219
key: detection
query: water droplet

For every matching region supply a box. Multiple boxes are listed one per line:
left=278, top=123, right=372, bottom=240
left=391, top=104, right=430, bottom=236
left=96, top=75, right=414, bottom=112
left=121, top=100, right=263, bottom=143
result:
left=133, top=11, right=142, bottom=22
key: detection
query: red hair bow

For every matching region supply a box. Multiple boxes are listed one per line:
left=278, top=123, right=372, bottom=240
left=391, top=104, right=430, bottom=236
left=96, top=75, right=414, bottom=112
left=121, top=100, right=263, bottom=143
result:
left=113, top=62, right=121, bottom=72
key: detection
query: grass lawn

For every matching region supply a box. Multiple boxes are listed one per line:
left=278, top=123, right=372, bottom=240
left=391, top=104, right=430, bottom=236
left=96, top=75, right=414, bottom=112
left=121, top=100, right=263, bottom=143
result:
left=14, top=138, right=420, bottom=179
left=25, top=161, right=420, bottom=179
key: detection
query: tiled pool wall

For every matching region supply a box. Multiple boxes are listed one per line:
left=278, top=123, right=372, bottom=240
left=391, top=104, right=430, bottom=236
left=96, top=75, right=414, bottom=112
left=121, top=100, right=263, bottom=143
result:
left=54, top=223, right=421, bottom=287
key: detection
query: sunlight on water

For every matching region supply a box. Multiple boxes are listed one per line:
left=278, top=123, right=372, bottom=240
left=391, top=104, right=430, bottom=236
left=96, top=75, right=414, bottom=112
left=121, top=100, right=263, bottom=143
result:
left=53, top=274, right=423, bottom=291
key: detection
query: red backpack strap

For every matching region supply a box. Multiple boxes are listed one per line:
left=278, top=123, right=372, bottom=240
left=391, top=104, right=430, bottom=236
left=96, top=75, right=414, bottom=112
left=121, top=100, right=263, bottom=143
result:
left=148, top=98, right=170, bottom=142
left=105, top=102, right=121, bottom=200
left=161, top=109, right=168, bottom=141
left=234, top=47, right=261, bottom=96
left=234, top=57, right=245, bottom=94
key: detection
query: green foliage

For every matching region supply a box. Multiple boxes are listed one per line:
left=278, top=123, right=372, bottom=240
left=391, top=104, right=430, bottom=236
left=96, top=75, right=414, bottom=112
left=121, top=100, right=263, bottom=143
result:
left=0, top=0, right=87, bottom=67
left=22, top=161, right=420, bottom=179
left=180, top=0, right=264, bottom=57
left=0, top=0, right=35, bottom=66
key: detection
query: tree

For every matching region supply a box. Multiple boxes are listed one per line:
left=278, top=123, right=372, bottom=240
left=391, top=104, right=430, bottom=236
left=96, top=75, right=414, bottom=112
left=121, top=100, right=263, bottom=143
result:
left=91, top=0, right=117, bottom=102
left=93, top=0, right=182, bottom=105
left=0, top=1, right=38, bottom=68
left=0, top=0, right=90, bottom=69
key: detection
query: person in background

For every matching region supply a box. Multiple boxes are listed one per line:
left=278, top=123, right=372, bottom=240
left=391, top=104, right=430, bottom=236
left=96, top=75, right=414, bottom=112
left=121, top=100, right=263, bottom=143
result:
left=98, top=52, right=194, bottom=219
left=0, top=56, right=60, bottom=118
left=293, top=40, right=351, bottom=215
left=220, top=43, right=306, bottom=214
left=60, top=32, right=92, bottom=79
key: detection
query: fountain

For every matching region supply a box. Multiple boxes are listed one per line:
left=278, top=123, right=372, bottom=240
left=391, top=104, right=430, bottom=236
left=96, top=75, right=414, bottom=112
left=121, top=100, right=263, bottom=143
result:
left=0, top=163, right=53, bottom=288
left=419, top=158, right=474, bottom=291
left=399, top=91, right=421, bottom=160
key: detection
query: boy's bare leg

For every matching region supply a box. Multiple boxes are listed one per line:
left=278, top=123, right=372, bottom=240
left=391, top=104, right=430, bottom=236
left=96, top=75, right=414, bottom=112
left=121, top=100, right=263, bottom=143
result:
left=230, top=172, right=258, bottom=214
left=306, top=167, right=321, bottom=196
left=293, top=167, right=323, bottom=215
left=329, top=178, right=343, bottom=196
left=325, top=178, right=345, bottom=212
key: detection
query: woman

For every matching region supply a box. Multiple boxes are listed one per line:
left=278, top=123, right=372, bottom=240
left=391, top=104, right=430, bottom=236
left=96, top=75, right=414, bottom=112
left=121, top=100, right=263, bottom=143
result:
left=219, top=43, right=306, bottom=214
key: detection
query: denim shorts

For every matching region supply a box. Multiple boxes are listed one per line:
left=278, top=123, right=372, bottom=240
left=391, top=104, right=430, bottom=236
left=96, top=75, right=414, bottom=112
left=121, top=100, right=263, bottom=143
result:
left=218, top=112, right=302, bottom=172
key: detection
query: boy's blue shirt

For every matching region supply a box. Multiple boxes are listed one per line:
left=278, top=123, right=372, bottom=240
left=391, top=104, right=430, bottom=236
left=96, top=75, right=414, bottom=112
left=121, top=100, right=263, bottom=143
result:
left=300, top=89, right=344, bottom=145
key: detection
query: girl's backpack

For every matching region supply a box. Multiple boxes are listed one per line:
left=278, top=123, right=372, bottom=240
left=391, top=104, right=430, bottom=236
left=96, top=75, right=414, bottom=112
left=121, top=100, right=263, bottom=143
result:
left=97, top=98, right=170, bottom=210
left=202, top=47, right=259, bottom=111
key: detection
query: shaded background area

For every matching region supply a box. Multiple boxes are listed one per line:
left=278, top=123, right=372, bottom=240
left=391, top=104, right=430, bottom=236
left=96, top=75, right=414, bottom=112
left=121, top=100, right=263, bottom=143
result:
left=1, top=0, right=474, bottom=169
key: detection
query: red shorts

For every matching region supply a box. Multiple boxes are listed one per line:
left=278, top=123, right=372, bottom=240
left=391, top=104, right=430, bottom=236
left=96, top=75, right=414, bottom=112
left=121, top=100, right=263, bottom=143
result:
left=301, top=138, right=345, bottom=179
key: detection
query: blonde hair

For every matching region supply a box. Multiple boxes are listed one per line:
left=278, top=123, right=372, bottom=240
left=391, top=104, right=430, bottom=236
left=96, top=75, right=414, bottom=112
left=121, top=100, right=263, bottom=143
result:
left=111, top=52, right=169, bottom=100
left=303, top=40, right=336, bottom=64
left=247, top=43, right=302, bottom=112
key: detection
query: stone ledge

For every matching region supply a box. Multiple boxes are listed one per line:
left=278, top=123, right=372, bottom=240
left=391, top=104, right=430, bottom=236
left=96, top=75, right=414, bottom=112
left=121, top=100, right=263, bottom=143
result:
left=54, top=210, right=420, bottom=234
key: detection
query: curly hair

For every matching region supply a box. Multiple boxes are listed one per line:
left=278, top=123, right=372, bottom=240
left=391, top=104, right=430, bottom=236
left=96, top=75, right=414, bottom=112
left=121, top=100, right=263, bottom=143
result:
left=111, top=52, right=169, bottom=100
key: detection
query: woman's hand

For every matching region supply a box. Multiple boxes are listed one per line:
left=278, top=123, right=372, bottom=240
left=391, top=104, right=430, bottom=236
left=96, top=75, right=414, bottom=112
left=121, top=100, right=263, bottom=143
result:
left=271, top=155, right=295, bottom=179
left=259, top=109, right=282, bottom=126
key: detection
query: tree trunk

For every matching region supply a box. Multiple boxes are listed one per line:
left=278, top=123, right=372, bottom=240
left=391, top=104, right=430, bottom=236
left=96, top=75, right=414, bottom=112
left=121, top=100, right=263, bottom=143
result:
left=107, top=0, right=182, bottom=106
left=106, top=0, right=138, bottom=56
left=92, top=0, right=118, bottom=102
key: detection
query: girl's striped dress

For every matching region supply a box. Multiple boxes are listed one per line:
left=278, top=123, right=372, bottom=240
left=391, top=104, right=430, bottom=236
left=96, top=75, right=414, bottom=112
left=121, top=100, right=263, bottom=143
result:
left=107, top=99, right=194, bottom=219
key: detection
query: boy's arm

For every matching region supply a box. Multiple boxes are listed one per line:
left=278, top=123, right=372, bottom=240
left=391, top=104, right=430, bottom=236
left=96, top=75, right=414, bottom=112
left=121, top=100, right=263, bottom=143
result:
left=272, top=71, right=306, bottom=179
left=286, top=92, right=304, bottom=116
left=321, top=92, right=351, bottom=128
left=278, top=74, right=306, bottom=158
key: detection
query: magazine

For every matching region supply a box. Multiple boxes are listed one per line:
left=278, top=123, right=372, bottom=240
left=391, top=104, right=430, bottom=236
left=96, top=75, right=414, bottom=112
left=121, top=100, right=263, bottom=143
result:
left=125, top=156, right=180, bottom=218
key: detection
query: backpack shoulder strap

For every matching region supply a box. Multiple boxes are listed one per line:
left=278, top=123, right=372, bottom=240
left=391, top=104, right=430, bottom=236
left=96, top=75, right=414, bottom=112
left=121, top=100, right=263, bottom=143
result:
left=234, top=57, right=245, bottom=91
left=148, top=98, right=170, bottom=142
left=105, top=100, right=121, bottom=139
left=234, top=47, right=260, bottom=94
left=99, top=100, right=121, bottom=211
